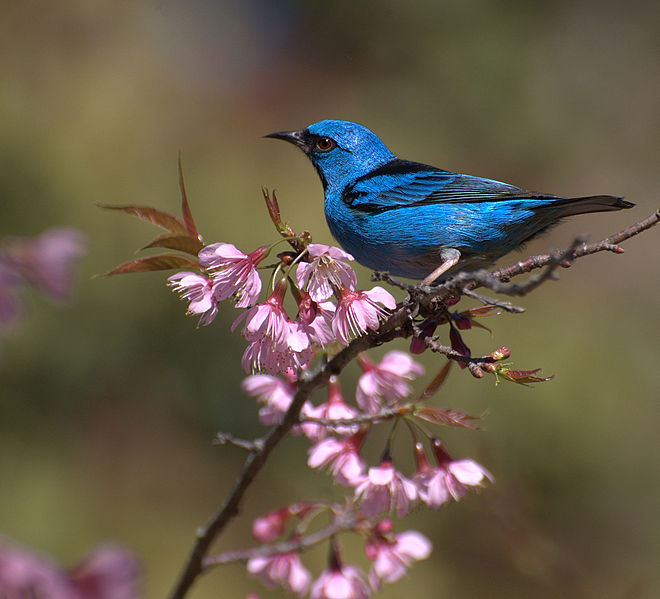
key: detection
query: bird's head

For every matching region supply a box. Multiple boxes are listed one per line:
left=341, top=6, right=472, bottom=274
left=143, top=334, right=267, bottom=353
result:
left=265, top=120, right=395, bottom=190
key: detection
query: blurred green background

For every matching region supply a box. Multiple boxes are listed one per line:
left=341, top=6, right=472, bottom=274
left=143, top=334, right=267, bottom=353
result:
left=1, top=1, right=658, bottom=597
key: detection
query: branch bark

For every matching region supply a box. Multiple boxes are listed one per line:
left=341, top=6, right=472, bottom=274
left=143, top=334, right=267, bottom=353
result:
left=168, top=210, right=658, bottom=599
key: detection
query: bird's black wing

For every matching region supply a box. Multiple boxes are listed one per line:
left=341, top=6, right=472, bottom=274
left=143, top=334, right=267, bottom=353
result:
left=343, top=159, right=559, bottom=214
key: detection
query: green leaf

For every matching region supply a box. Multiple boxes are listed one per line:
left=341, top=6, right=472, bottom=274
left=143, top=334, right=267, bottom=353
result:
left=100, top=254, right=199, bottom=276
left=98, top=204, right=187, bottom=234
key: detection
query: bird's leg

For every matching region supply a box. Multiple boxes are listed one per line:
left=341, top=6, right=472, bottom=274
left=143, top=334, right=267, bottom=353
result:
left=422, top=248, right=461, bottom=285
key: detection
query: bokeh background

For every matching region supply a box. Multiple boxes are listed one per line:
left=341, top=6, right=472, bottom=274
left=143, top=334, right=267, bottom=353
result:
left=1, top=1, right=659, bottom=597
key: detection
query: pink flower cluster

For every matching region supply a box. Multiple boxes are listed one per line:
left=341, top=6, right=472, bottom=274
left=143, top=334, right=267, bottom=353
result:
left=0, top=540, right=140, bottom=599
left=246, top=507, right=431, bottom=598
left=169, top=242, right=397, bottom=374
left=0, top=228, right=86, bottom=329
left=168, top=234, right=493, bottom=598
left=241, top=350, right=492, bottom=597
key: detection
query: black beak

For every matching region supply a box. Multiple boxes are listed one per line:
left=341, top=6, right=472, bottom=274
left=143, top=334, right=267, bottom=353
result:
left=263, top=130, right=307, bottom=150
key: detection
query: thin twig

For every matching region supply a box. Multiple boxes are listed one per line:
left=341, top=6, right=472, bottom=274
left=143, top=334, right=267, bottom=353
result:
left=168, top=210, right=658, bottom=599
left=203, top=512, right=357, bottom=568
left=167, top=307, right=410, bottom=599
left=299, top=406, right=408, bottom=427
left=460, top=288, right=524, bottom=313
left=212, top=432, right=264, bottom=452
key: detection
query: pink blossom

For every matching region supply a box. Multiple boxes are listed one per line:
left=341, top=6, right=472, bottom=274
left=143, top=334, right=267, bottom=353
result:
left=199, top=242, right=267, bottom=308
left=296, top=244, right=356, bottom=302
left=296, top=291, right=336, bottom=347
left=307, top=433, right=366, bottom=487
left=356, top=351, right=424, bottom=414
left=0, top=541, right=74, bottom=599
left=424, top=459, right=493, bottom=507
left=0, top=541, right=139, bottom=599
left=302, top=377, right=360, bottom=441
left=241, top=374, right=296, bottom=426
left=365, top=528, right=431, bottom=587
left=416, top=440, right=493, bottom=508
left=332, top=287, right=396, bottom=346
left=241, top=335, right=313, bottom=375
left=247, top=552, right=310, bottom=596
left=354, top=461, right=418, bottom=518
left=252, top=504, right=313, bottom=543
left=310, top=565, right=371, bottom=599
left=239, top=281, right=290, bottom=343
left=238, top=283, right=314, bottom=374
left=252, top=508, right=289, bottom=543
left=70, top=545, right=140, bottom=599
left=168, top=272, right=218, bottom=326
left=4, top=227, right=86, bottom=303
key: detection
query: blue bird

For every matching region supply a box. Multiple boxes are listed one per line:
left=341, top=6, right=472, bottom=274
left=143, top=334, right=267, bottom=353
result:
left=266, top=120, right=633, bottom=284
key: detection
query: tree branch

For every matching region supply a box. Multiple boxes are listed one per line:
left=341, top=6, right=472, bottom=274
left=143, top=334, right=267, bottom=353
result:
left=203, top=512, right=357, bottom=568
left=167, top=307, right=410, bottom=599
left=168, top=210, right=658, bottom=599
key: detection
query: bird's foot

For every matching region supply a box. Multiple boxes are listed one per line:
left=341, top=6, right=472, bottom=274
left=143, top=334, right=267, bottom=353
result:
left=422, top=248, right=461, bottom=286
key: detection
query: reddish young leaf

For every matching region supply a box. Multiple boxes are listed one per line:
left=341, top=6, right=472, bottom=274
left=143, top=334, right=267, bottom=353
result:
left=262, top=187, right=284, bottom=232
left=178, top=154, right=200, bottom=238
left=460, top=305, right=502, bottom=319
left=99, top=204, right=187, bottom=234
left=416, top=406, right=480, bottom=429
left=497, top=367, right=554, bottom=386
left=100, top=254, right=199, bottom=276
left=142, top=233, right=204, bottom=256
left=449, top=325, right=471, bottom=369
left=452, top=312, right=472, bottom=330
left=416, top=361, right=453, bottom=403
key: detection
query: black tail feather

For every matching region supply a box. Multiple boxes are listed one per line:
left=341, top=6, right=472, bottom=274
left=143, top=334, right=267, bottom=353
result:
left=541, top=195, right=634, bottom=217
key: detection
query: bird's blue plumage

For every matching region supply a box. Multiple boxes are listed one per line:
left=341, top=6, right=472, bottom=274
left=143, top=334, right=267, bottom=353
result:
left=266, top=120, right=633, bottom=281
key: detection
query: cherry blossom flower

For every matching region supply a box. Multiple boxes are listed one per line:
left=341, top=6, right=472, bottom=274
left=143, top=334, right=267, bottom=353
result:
left=237, top=282, right=314, bottom=374
left=240, top=333, right=313, bottom=375
left=296, top=291, right=336, bottom=347
left=354, top=461, right=418, bottom=518
left=4, top=227, right=86, bottom=303
left=296, top=244, right=356, bottom=302
left=0, top=541, right=139, bottom=599
left=310, top=565, right=371, bottom=599
left=252, top=508, right=290, bottom=543
left=241, top=373, right=296, bottom=426
left=365, top=524, right=431, bottom=588
left=252, top=503, right=314, bottom=543
left=415, top=440, right=493, bottom=508
left=356, top=351, right=424, bottom=414
left=69, top=545, right=141, bottom=599
left=247, top=552, right=310, bottom=597
left=239, top=281, right=290, bottom=343
left=307, top=432, right=366, bottom=487
left=0, top=541, right=73, bottom=599
left=332, top=287, right=396, bottom=346
left=168, top=272, right=218, bottom=326
left=302, top=377, right=360, bottom=441
left=199, top=242, right=268, bottom=308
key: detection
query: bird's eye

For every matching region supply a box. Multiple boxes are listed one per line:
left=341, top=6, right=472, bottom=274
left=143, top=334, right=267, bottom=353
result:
left=315, top=137, right=336, bottom=152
